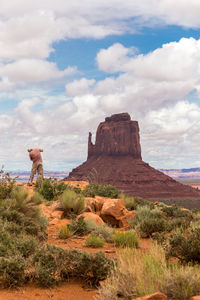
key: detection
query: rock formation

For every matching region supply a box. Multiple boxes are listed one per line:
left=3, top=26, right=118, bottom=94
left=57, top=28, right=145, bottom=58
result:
left=65, top=113, right=200, bottom=200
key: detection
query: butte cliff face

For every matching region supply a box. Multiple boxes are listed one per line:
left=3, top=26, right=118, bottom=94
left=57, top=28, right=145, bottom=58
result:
left=66, top=113, right=200, bottom=200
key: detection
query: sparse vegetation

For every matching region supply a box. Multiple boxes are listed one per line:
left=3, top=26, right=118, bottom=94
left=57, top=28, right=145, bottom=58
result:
left=113, top=230, right=139, bottom=248
left=0, top=167, right=17, bottom=199
left=58, top=226, right=72, bottom=239
left=119, top=193, right=153, bottom=210
left=35, top=178, right=67, bottom=201
left=85, top=220, right=114, bottom=243
left=58, top=189, right=85, bottom=217
left=33, top=245, right=112, bottom=287
left=129, top=206, right=167, bottom=237
left=83, top=183, right=118, bottom=198
left=168, top=224, right=200, bottom=263
left=99, top=243, right=200, bottom=300
left=85, top=233, right=105, bottom=248
left=67, top=216, right=90, bottom=236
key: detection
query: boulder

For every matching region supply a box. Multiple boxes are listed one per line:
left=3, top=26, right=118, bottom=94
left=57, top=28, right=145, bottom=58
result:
left=78, top=212, right=105, bottom=225
left=118, top=210, right=135, bottom=228
left=133, top=292, right=168, bottom=300
left=100, top=198, right=128, bottom=226
left=84, top=196, right=106, bottom=213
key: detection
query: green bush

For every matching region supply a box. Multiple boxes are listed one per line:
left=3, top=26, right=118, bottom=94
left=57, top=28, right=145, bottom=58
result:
left=168, top=225, right=200, bottom=263
left=58, top=226, right=72, bottom=239
left=119, top=194, right=153, bottom=210
left=59, top=189, right=85, bottom=217
left=33, top=244, right=67, bottom=287
left=31, top=191, right=45, bottom=204
left=83, top=184, right=118, bottom=198
left=161, top=266, right=200, bottom=300
left=0, top=168, right=17, bottom=199
left=85, top=233, right=105, bottom=248
left=35, top=178, right=67, bottom=201
left=113, top=230, right=139, bottom=248
left=130, top=206, right=167, bottom=237
left=98, top=244, right=166, bottom=299
left=0, top=255, right=26, bottom=287
left=67, top=216, right=90, bottom=236
left=138, top=217, right=167, bottom=238
left=33, top=244, right=112, bottom=287
left=85, top=220, right=114, bottom=243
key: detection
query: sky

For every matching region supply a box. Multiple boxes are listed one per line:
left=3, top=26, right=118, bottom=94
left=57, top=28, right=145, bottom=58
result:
left=1, top=0, right=200, bottom=171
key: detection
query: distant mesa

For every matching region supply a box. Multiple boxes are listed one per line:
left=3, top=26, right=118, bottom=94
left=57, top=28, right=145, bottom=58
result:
left=65, top=113, right=200, bottom=200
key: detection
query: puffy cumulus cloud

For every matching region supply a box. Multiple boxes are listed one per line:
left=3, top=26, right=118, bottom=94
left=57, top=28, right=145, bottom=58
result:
left=1, top=0, right=200, bottom=29
left=0, top=60, right=77, bottom=86
left=97, top=38, right=200, bottom=81
left=94, top=38, right=200, bottom=113
left=140, top=101, right=200, bottom=168
left=66, top=78, right=96, bottom=96
left=96, top=43, right=137, bottom=73
left=1, top=0, right=200, bottom=63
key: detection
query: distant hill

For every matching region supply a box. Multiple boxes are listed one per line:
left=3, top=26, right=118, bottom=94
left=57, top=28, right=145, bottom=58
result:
left=9, top=171, right=69, bottom=183
left=8, top=167, right=200, bottom=184
left=159, top=168, right=200, bottom=182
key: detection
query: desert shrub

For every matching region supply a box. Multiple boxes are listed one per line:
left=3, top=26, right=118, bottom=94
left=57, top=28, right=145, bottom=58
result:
left=113, top=230, right=139, bottom=248
left=67, top=216, right=90, bottom=236
left=130, top=206, right=167, bottom=237
left=33, top=244, right=67, bottom=287
left=35, top=178, right=67, bottom=201
left=138, top=217, right=167, bottom=237
left=0, top=255, right=26, bottom=287
left=119, top=193, right=136, bottom=210
left=99, top=243, right=200, bottom=300
left=99, top=243, right=167, bottom=299
left=15, top=234, right=38, bottom=258
left=119, top=194, right=153, bottom=210
left=0, top=168, right=17, bottom=199
left=85, top=233, right=105, bottom=248
left=168, top=225, right=200, bottom=263
left=31, top=191, right=45, bottom=204
left=58, top=226, right=72, bottom=239
left=33, top=244, right=112, bottom=287
left=162, top=205, right=193, bottom=219
left=161, top=266, right=200, bottom=300
left=83, top=184, right=118, bottom=199
left=59, top=189, right=85, bottom=217
left=85, top=220, right=114, bottom=243
left=64, top=250, right=112, bottom=286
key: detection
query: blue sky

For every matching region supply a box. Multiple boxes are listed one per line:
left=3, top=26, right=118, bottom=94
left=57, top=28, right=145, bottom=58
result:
left=1, top=0, right=200, bottom=171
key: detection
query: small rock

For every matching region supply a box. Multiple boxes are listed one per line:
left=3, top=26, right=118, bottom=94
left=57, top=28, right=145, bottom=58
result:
left=133, top=292, right=168, bottom=300
left=78, top=212, right=105, bottom=225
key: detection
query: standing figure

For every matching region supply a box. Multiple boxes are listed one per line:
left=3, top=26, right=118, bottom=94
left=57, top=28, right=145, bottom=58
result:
left=27, top=148, right=43, bottom=186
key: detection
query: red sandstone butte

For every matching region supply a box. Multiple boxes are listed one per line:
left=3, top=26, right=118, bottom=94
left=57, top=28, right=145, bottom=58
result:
left=65, top=113, right=200, bottom=200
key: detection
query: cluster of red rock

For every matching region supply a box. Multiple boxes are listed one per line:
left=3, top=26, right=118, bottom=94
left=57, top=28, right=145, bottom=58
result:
left=65, top=113, right=200, bottom=200
left=79, top=196, right=135, bottom=228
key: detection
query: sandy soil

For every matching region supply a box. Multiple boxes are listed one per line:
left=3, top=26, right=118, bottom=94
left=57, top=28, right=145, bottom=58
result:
left=0, top=282, right=97, bottom=300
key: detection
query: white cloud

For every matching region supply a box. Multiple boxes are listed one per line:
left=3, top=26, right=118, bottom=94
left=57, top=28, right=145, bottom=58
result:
left=66, top=78, right=96, bottom=96
left=0, top=60, right=77, bottom=92
left=97, top=43, right=137, bottom=73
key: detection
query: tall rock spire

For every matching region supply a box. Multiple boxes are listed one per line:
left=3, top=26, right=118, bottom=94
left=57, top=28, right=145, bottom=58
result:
left=65, top=113, right=200, bottom=201
left=87, top=113, right=141, bottom=159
